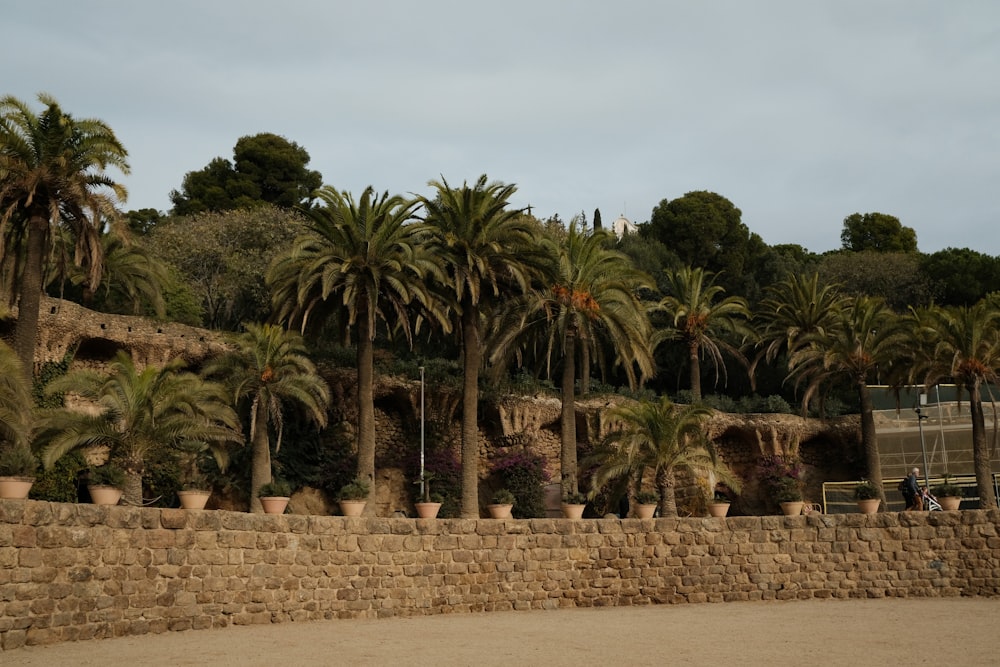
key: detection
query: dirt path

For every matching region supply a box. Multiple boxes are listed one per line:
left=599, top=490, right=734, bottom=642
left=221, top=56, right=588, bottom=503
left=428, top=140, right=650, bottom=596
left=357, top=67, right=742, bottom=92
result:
left=6, top=597, right=998, bottom=666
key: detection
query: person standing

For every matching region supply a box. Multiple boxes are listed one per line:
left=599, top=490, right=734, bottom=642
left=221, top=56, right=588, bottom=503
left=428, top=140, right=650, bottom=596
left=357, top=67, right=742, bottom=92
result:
left=902, top=467, right=922, bottom=510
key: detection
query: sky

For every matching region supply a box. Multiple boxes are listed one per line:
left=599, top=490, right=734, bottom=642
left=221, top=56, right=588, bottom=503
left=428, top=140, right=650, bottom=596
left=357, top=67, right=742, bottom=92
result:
left=5, top=1, right=1000, bottom=255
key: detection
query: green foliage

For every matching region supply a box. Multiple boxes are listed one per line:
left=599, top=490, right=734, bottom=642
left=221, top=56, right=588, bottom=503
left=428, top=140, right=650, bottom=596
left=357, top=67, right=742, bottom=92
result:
left=169, top=132, right=322, bottom=215
left=840, top=212, right=918, bottom=253
left=258, top=479, right=292, bottom=497
left=932, top=474, right=963, bottom=498
left=562, top=491, right=588, bottom=505
left=817, top=251, right=933, bottom=309
left=491, top=488, right=516, bottom=505
left=853, top=480, right=880, bottom=500
left=635, top=490, right=658, bottom=505
left=0, top=445, right=38, bottom=477
left=29, top=450, right=85, bottom=502
left=89, top=463, right=126, bottom=489
left=338, top=477, right=371, bottom=501
left=31, top=350, right=73, bottom=409
left=772, top=476, right=803, bottom=503
left=491, top=450, right=549, bottom=518
left=921, top=248, right=1000, bottom=307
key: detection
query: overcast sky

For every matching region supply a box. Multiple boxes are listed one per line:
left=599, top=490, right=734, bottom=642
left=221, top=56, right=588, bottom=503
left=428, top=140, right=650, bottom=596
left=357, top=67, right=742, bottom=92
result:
left=6, top=1, right=999, bottom=255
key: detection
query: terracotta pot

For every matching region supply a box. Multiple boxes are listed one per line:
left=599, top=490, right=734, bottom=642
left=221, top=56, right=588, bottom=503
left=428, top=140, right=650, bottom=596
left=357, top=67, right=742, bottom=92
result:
left=260, top=496, right=289, bottom=514
left=856, top=498, right=881, bottom=514
left=0, top=476, right=34, bottom=500
left=414, top=502, right=441, bottom=518
left=707, top=502, right=730, bottom=518
left=178, top=489, right=211, bottom=510
left=340, top=500, right=366, bottom=517
left=939, top=496, right=962, bottom=511
left=561, top=503, right=585, bottom=519
left=779, top=501, right=804, bottom=516
left=89, top=485, right=122, bottom=506
left=487, top=503, right=513, bottom=519
left=635, top=503, right=657, bottom=519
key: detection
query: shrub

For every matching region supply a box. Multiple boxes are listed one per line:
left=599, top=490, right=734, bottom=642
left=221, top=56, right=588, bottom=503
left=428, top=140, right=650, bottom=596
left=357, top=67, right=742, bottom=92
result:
left=491, top=488, right=516, bottom=506
left=338, top=477, right=371, bottom=501
left=89, top=464, right=126, bottom=489
left=854, top=480, right=880, bottom=500
left=491, top=450, right=549, bottom=518
left=259, top=479, right=292, bottom=497
left=0, top=445, right=38, bottom=477
left=933, top=474, right=963, bottom=498
left=636, top=490, right=658, bottom=505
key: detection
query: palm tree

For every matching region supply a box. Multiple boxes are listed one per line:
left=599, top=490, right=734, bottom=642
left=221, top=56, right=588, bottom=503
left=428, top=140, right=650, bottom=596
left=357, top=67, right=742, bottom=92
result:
left=588, top=396, right=735, bottom=517
left=490, top=220, right=654, bottom=495
left=420, top=175, right=549, bottom=517
left=0, top=333, right=33, bottom=452
left=0, top=93, right=129, bottom=379
left=654, top=266, right=752, bottom=400
left=786, top=295, right=906, bottom=503
left=269, top=186, right=445, bottom=512
left=35, top=352, right=242, bottom=506
left=910, top=301, right=1000, bottom=508
left=203, top=323, right=330, bottom=512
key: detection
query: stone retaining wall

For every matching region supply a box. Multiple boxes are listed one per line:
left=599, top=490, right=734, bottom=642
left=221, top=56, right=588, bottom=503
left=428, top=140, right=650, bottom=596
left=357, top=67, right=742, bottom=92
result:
left=2, top=499, right=999, bottom=651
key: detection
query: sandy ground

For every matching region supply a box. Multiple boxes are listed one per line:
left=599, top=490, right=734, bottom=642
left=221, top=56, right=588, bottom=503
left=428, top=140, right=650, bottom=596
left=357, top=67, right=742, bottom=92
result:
left=5, top=598, right=999, bottom=666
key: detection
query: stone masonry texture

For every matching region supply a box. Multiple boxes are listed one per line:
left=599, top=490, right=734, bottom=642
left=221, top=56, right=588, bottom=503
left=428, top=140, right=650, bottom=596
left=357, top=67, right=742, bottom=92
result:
left=2, top=499, right=999, bottom=651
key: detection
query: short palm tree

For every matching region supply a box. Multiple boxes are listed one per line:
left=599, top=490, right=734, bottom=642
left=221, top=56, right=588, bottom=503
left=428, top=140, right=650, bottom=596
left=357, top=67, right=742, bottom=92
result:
left=787, top=295, right=906, bottom=503
left=490, top=220, right=654, bottom=495
left=0, top=93, right=129, bottom=378
left=203, top=323, right=330, bottom=512
left=589, top=396, right=735, bottom=517
left=269, top=186, right=445, bottom=512
left=420, top=175, right=549, bottom=517
left=909, top=301, right=1000, bottom=508
left=35, top=352, right=242, bottom=506
left=654, top=266, right=752, bottom=400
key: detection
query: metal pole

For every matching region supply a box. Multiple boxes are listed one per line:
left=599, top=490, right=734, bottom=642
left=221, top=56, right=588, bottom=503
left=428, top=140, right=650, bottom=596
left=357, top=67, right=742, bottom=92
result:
left=419, top=366, right=425, bottom=499
left=916, top=406, right=930, bottom=493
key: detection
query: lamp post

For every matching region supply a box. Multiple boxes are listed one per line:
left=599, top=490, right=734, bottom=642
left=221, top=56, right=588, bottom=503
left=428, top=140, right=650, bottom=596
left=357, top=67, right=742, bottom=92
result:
left=419, top=366, right=425, bottom=500
left=916, top=402, right=930, bottom=492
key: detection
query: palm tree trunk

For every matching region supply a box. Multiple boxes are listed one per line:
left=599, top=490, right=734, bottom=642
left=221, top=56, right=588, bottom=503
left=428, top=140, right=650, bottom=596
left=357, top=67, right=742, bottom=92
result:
left=656, top=467, right=678, bottom=517
left=970, top=384, right=996, bottom=508
left=249, top=398, right=272, bottom=513
left=688, top=341, right=701, bottom=400
left=858, top=380, right=886, bottom=505
left=580, top=339, right=591, bottom=396
left=13, top=212, right=48, bottom=382
left=561, top=328, right=578, bottom=495
left=122, top=455, right=144, bottom=507
left=460, top=303, right=481, bottom=518
left=356, top=298, right=377, bottom=515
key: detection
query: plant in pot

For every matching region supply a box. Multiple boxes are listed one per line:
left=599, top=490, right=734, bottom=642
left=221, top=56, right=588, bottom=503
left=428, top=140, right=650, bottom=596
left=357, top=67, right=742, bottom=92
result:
left=258, top=478, right=292, bottom=514
left=339, top=477, right=370, bottom=517
left=773, top=476, right=804, bottom=516
left=561, top=491, right=587, bottom=519
left=853, top=479, right=881, bottom=514
left=414, top=472, right=442, bottom=519
left=175, top=441, right=215, bottom=510
left=707, top=490, right=732, bottom=518
left=634, top=490, right=658, bottom=519
left=488, top=488, right=516, bottom=519
left=88, top=463, right=126, bottom=505
left=932, top=474, right=963, bottom=511
left=0, top=445, right=39, bottom=499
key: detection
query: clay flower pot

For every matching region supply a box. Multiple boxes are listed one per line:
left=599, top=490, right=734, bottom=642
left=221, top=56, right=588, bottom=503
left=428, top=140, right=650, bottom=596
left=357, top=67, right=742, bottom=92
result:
left=0, top=476, right=34, bottom=500
left=635, top=503, right=657, bottom=519
left=707, top=502, right=730, bottom=518
left=487, top=503, right=513, bottom=519
left=780, top=501, right=804, bottom=516
left=561, top=503, right=585, bottom=519
left=414, top=502, right=441, bottom=519
left=340, top=500, right=366, bottom=517
left=178, top=489, right=211, bottom=510
left=856, top=498, right=881, bottom=514
left=260, top=496, right=290, bottom=514
left=938, top=496, right=962, bottom=511
left=89, top=485, right=122, bottom=506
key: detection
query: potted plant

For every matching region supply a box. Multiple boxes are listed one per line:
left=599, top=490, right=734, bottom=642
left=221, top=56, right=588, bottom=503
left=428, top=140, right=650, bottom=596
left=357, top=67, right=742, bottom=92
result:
left=561, top=491, right=587, bottom=519
left=488, top=488, right=515, bottom=519
left=634, top=490, right=658, bottom=519
left=853, top=480, right=881, bottom=514
left=88, top=463, right=126, bottom=505
left=414, top=472, right=442, bottom=518
left=175, top=441, right=215, bottom=510
left=339, top=477, right=370, bottom=517
left=773, top=476, right=804, bottom=516
left=258, top=479, right=292, bottom=514
left=932, top=474, right=963, bottom=511
left=707, top=491, right=731, bottom=518
left=0, top=445, right=39, bottom=499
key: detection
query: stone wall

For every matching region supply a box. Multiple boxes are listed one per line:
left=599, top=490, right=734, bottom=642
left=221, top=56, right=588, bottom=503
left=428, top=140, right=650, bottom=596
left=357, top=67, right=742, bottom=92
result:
left=2, top=499, right=999, bottom=652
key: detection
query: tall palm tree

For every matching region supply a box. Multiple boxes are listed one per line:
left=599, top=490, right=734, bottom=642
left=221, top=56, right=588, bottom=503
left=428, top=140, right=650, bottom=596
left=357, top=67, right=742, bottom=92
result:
left=0, top=93, right=129, bottom=379
left=269, top=186, right=445, bottom=512
left=420, top=175, right=548, bottom=517
left=204, top=323, right=330, bottom=512
left=0, top=334, right=33, bottom=452
left=910, top=301, right=1000, bottom=508
left=787, top=295, right=906, bottom=503
left=588, top=397, right=735, bottom=517
left=35, top=352, right=242, bottom=506
left=654, top=266, right=752, bottom=400
left=490, top=220, right=654, bottom=495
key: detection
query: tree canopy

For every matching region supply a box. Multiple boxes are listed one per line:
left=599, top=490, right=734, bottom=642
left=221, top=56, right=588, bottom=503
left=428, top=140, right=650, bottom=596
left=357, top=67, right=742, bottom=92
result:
left=840, top=212, right=918, bottom=253
left=169, top=133, right=322, bottom=215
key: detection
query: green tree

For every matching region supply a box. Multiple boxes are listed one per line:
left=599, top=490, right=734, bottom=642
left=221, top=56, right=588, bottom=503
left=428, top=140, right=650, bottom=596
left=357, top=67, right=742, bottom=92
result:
left=269, top=186, right=444, bottom=512
left=0, top=93, right=129, bottom=379
left=787, top=296, right=907, bottom=503
left=204, top=323, right=330, bottom=512
left=490, top=221, right=654, bottom=495
left=169, top=133, right=322, bottom=215
left=921, top=248, right=1000, bottom=307
left=147, top=205, right=307, bottom=329
left=840, top=212, right=918, bottom=253
left=910, top=301, right=1000, bottom=508
left=588, top=397, right=734, bottom=517
left=421, top=175, right=548, bottom=518
left=36, top=352, right=242, bottom=506
left=654, top=266, right=752, bottom=400
left=817, top=250, right=933, bottom=309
